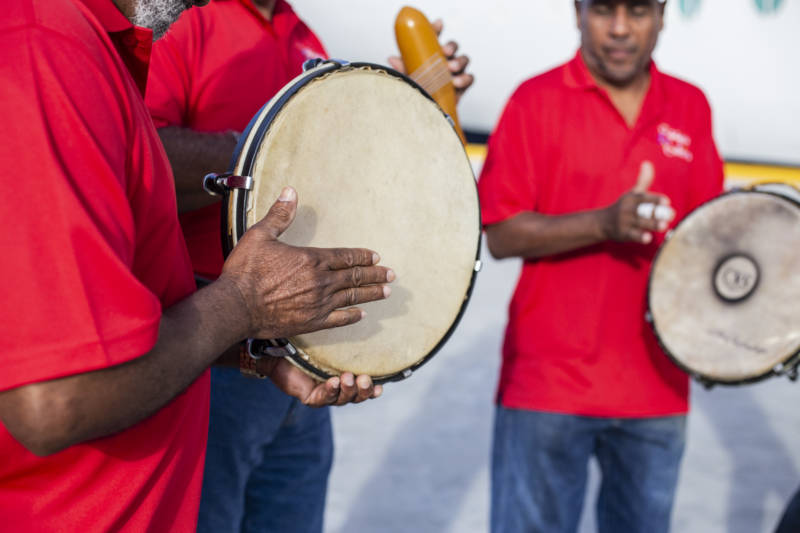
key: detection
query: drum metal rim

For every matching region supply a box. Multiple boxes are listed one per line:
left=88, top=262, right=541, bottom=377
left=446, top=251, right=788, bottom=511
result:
left=646, top=187, right=800, bottom=386
left=222, top=60, right=482, bottom=384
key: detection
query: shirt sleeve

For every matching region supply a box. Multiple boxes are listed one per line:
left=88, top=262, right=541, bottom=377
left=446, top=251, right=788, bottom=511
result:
left=145, top=14, right=196, bottom=128
left=687, top=94, right=725, bottom=209
left=0, top=28, right=162, bottom=391
left=477, top=89, right=539, bottom=226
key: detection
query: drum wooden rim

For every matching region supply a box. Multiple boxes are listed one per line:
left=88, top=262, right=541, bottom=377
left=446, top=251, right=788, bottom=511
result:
left=221, top=61, right=481, bottom=383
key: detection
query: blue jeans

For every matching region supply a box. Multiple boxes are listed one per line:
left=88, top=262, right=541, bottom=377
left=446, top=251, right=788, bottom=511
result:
left=775, top=486, right=800, bottom=533
left=197, top=367, right=333, bottom=533
left=491, top=407, right=686, bottom=533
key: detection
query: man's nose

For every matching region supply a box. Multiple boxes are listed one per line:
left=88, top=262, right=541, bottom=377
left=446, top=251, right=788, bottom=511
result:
left=609, top=5, right=633, bottom=38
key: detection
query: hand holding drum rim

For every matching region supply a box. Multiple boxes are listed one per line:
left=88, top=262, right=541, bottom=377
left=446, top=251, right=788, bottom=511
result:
left=218, top=186, right=395, bottom=405
left=602, top=161, right=675, bottom=245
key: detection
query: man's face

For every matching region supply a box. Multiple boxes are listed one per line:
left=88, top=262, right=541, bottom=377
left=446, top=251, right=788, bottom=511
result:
left=130, top=0, right=209, bottom=40
left=576, top=0, right=665, bottom=87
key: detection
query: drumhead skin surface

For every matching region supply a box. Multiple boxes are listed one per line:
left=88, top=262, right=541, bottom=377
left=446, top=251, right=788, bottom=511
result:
left=649, top=189, right=800, bottom=383
left=229, top=63, right=480, bottom=381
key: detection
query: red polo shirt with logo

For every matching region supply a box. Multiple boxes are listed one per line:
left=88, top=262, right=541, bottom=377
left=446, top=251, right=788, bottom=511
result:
left=0, top=0, right=208, bottom=530
left=478, top=52, right=724, bottom=417
left=146, top=0, right=328, bottom=278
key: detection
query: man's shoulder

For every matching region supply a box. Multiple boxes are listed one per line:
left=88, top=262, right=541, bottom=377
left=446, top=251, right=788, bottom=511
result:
left=4, top=0, right=93, bottom=38
left=657, top=69, right=711, bottom=108
left=509, top=63, right=570, bottom=104
left=3, top=0, right=113, bottom=71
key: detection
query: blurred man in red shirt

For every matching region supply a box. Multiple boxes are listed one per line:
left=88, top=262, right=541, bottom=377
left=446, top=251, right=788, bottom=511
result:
left=478, top=1, right=723, bottom=531
left=146, top=2, right=473, bottom=531
left=0, top=0, right=389, bottom=530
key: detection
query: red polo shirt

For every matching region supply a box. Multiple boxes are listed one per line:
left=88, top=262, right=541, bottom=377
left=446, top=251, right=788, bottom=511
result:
left=478, top=52, right=724, bottom=417
left=0, top=0, right=208, bottom=530
left=146, top=0, right=328, bottom=278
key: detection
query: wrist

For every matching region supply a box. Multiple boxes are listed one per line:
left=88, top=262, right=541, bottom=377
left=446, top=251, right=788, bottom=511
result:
left=594, top=207, right=613, bottom=241
left=204, top=274, right=254, bottom=341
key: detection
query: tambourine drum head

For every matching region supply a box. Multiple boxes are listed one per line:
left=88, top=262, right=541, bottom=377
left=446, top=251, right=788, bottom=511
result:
left=649, top=189, right=800, bottom=383
left=231, top=66, right=479, bottom=380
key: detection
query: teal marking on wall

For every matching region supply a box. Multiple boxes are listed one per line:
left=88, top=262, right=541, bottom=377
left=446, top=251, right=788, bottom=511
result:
left=754, top=0, right=784, bottom=14
left=679, top=0, right=703, bottom=17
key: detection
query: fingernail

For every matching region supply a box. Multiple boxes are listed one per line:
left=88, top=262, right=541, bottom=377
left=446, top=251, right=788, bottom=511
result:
left=330, top=377, right=340, bottom=389
left=642, top=232, right=653, bottom=244
left=343, top=374, right=354, bottom=387
left=358, top=376, right=370, bottom=389
left=279, top=187, right=295, bottom=202
left=360, top=309, right=367, bottom=319
left=658, top=222, right=668, bottom=232
left=372, top=253, right=380, bottom=264
left=383, top=286, right=392, bottom=298
left=373, top=385, right=383, bottom=398
left=386, top=269, right=396, bottom=282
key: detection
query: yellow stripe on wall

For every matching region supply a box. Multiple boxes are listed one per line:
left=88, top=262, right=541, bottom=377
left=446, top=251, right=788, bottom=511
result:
left=724, top=162, right=800, bottom=187
left=466, top=143, right=800, bottom=188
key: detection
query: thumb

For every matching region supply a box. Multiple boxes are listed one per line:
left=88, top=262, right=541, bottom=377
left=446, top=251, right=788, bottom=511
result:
left=632, top=161, right=654, bottom=193
left=259, top=186, right=297, bottom=240
left=431, top=18, right=444, bottom=37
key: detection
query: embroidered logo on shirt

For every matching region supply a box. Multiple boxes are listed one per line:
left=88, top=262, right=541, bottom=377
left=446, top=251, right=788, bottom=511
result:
left=657, top=123, right=694, bottom=162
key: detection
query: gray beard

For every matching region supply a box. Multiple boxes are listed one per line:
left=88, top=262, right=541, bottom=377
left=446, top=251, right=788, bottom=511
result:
left=130, top=0, right=190, bottom=40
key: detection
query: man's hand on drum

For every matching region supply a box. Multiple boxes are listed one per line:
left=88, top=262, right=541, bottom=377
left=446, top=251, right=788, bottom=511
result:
left=218, top=186, right=393, bottom=406
left=220, top=186, right=394, bottom=340
left=602, top=161, right=675, bottom=245
left=388, top=19, right=475, bottom=102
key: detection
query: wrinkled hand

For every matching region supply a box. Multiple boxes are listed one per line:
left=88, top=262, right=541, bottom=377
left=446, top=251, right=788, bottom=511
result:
left=388, top=19, right=474, bottom=103
left=220, top=186, right=395, bottom=340
left=602, top=161, right=674, bottom=244
left=257, top=356, right=382, bottom=408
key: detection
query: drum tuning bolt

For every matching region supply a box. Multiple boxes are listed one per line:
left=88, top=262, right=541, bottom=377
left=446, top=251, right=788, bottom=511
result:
left=203, top=173, right=253, bottom=196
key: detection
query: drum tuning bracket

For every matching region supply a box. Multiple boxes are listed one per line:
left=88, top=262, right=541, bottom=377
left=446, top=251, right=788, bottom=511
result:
left=694, top=375, right=715, bottom=390
left=246, top=338, right=297, bottom=359
left=302, top=58, right=351, bottom=72
left=773, top=362, right=800, bottom=382
left=203, top=172, right=253, bottom=197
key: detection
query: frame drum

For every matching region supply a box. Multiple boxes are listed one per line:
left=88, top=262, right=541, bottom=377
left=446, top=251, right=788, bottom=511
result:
left=214, top=60, right=481, bottom=383
left=648, top=184, right=800, bottom=385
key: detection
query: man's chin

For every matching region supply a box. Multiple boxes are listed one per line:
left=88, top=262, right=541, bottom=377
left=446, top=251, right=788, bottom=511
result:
left=599, top=64, right=641, bottom=87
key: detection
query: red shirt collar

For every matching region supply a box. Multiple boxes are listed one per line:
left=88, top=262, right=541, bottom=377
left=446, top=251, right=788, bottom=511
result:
left=78, top=0, right=154, bottom=96
left=214, top=0, right=292, bottom=19
left=564, top=49, right=666, bottom=128
left=78, top=0, right=133, bottom=32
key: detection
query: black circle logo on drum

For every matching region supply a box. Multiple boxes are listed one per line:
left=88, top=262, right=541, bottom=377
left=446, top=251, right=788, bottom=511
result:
left=712, top=253, right=760, bottom=303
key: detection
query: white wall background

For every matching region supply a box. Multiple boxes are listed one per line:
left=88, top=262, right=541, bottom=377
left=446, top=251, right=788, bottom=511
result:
left=291, top=0, right=800, bottom=164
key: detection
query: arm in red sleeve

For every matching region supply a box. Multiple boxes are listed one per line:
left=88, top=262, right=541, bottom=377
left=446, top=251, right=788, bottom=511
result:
left=0, top=27, right=385, bottom=456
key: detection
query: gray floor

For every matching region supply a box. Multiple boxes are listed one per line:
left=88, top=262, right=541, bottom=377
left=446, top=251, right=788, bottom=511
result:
left=323, top=246, right=800, bottom=533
